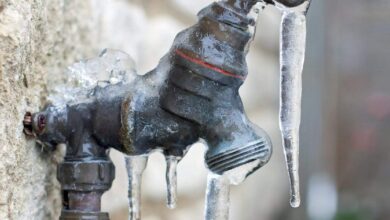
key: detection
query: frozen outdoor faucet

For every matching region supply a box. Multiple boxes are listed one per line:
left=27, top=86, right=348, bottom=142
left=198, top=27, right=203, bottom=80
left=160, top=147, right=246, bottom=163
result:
left=23, top=0, right=311, bottom=219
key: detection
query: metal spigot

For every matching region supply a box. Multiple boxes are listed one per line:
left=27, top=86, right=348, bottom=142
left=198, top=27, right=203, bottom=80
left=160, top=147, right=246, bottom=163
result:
left=23, top=0, right=311, bottom=219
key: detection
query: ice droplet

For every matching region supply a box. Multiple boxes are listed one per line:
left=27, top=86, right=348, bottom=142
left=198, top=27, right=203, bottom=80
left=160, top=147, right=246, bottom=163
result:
left=165, top=156, right=181, bottom=209
left=125, top=155, right=148, bottom=220
left=278, top=1, right=310, bottom=208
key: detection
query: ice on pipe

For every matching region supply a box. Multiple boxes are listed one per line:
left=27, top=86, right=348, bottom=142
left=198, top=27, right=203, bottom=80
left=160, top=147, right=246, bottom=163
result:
left=125, top=155, right=148, bottom=220
left=165, top=156, right=181, bottom=209
left=205, top=160, right=261, bottom=220
left=276, top=0, right=310, bottom=208
left=47, top=49, right=137, bottom=106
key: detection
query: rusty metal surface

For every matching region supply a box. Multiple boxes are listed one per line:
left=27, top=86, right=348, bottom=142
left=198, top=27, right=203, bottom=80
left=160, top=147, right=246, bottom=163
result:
left=60, top=210, right=109, bottom=220
left=57, top=160, right=115, bottom=192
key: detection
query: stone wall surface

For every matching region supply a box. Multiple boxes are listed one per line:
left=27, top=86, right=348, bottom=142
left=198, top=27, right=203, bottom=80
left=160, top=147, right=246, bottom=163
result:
left=0, top=0, right=98, bottom=219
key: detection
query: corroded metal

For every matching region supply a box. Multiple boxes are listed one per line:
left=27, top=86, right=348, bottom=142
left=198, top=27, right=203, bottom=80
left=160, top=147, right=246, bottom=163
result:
left=23, top=112, right=34, bottom=136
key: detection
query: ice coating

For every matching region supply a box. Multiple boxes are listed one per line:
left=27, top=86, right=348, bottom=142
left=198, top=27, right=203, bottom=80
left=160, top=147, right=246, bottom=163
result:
left=223, top=160, right=262, bottom=185
left=165, top=156, right=181, bottom=209
left=204, top=160, right=261, bottom=220
left=125, top=155, right=148, bottom=220
left=47, top=49, right=137, bottom=106
left=277, top=0, right=310, bottom=208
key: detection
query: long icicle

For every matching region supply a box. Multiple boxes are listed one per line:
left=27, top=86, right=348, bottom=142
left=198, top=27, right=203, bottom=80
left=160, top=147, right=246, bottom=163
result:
left=125, top=155, right=148, bottom=220
left=279, top=3, right=309, bottom=208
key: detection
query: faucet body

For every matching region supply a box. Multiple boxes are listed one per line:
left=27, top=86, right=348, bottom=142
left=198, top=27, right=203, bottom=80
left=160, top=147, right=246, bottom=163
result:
left=23, top=1, right=285, bottom=219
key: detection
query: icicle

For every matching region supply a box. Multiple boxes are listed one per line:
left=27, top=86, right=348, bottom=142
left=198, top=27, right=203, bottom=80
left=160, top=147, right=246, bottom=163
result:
left=277, top=1, right=310, bottom=208
left=204, top=173, right=230, bottom=220
left=125, top=155, right=148, bottom=220
left=204, top=160, right=261, bottom=220
left=165, top=156, right=181, bottom=209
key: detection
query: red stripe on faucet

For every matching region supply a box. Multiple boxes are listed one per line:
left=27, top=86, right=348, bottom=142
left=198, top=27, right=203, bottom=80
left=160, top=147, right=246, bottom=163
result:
left=175, top=49, right=245, bottom=80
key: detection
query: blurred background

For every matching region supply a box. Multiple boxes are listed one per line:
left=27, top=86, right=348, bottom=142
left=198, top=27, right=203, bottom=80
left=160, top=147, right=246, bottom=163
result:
left=88, top=0, right=390, bottom=219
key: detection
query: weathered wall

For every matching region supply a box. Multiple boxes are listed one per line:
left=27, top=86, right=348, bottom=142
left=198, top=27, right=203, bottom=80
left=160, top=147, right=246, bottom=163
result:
left=0, top=1, right=97, bottom=219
